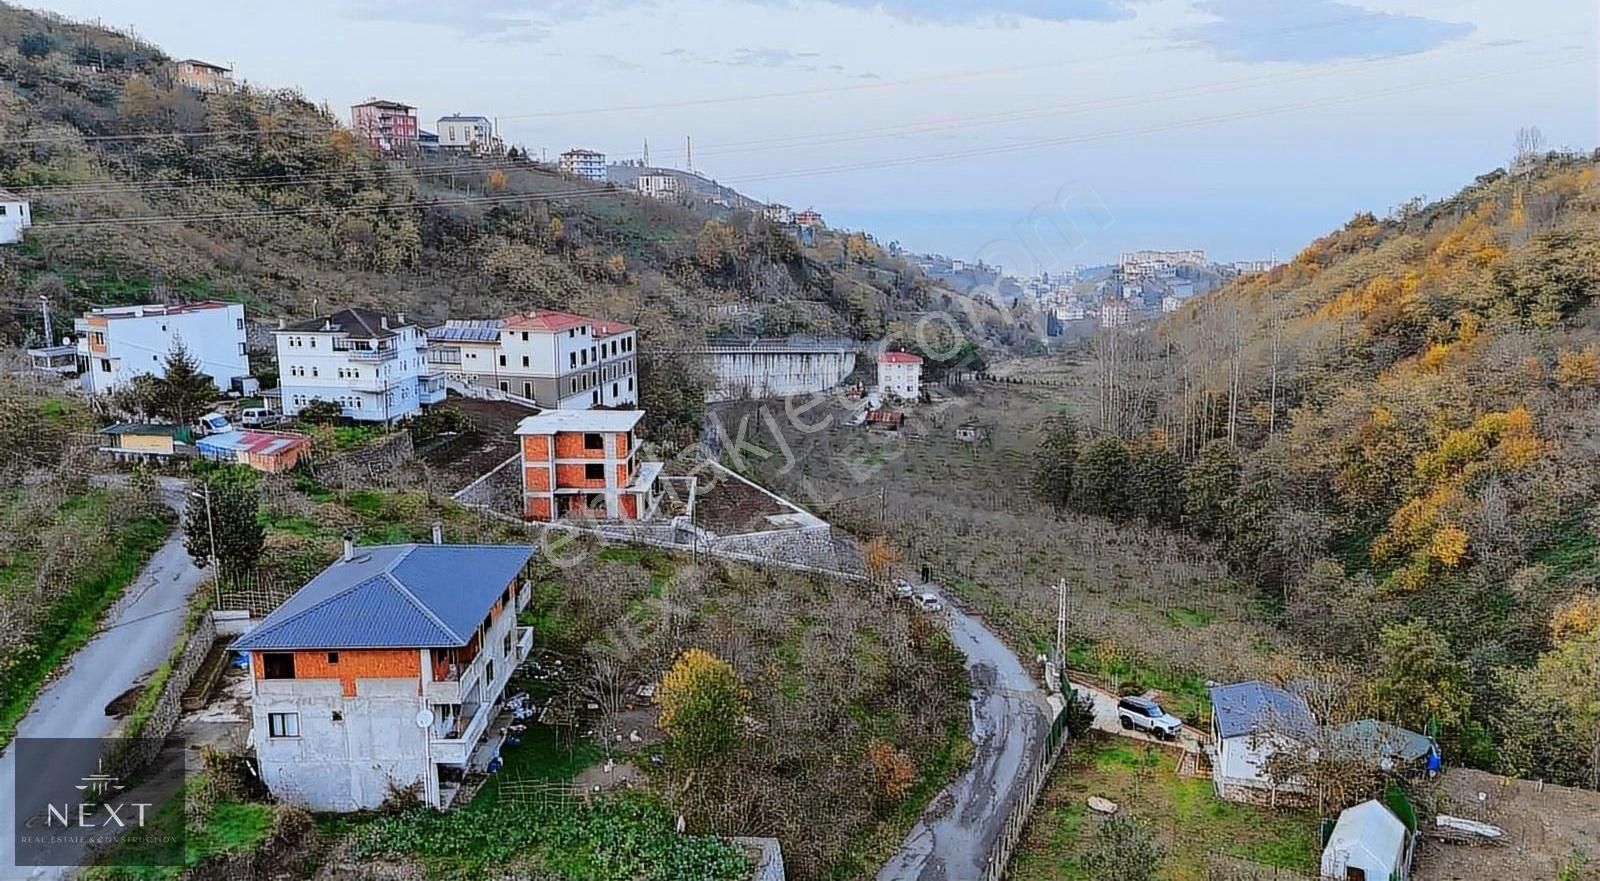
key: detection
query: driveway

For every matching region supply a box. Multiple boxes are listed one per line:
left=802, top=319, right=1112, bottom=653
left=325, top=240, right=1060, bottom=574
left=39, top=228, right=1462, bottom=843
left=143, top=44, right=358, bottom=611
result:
left=1069, top=680, right=1206, bottom=754
left=0, top=479, right=206, bottom=880
left=877, top=588, right=1053, bottom=881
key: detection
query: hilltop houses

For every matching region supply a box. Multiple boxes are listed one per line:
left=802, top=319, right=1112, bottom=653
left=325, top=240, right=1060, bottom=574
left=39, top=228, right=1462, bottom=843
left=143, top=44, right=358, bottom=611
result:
left=75, top=302, right=248, bottom=394
left=175, top=58, right=236, bottom=93
left=436, top=114, right=497, bottom=154
left=351, top=99, right=419, bottom=153
left=274, top=308, right=444, bottom=424
left=233, top=538, right=537, bottom=811
left=559, top=149, right=607, bottom=182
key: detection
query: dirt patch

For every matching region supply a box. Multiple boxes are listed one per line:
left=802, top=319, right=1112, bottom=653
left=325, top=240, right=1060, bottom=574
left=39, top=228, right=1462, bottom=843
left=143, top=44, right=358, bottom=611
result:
left=1414, top=767, right=1600, bottom=880
left=572, top=759, right=645, bottom=795
left=693, top=471, right=792, bottom=533
left=104, top=681, right=144, bottom=718
left=424, top=395, right=537, bottom=488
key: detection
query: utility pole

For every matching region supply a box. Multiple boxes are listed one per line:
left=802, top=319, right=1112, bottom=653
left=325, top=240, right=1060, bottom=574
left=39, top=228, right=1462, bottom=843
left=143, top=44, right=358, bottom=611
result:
left=1054, top=577, right=1068, bottom=671
left=39, top=294, right=52, bottom=344
left=685, top=135, right=693, bottom=174
left=642, top=137, right=650, bottom=167
left=191, top=485, right=221, bottom=607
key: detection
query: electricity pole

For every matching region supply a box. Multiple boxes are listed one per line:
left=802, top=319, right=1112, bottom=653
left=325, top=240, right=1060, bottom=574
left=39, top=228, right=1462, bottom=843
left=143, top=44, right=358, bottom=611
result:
left=1054, top=577, right=1068, bottom=671
left=191, top=485, right=221, bottom=607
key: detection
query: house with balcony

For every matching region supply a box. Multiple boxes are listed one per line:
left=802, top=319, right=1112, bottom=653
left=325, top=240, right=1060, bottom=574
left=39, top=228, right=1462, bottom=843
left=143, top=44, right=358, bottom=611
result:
left=274, top=308, right=444, bottom=423
left=75, top=301, right=248, bottom=394
left=350, top=99, right=419, bottom=153
left=558, top=148, right=607, bottom=182
left=516, top=409, right=664, bottom=522
left=233, top=536, right=537, bottom=811
left=175, top=58, right=236, bottom=93
left=436, top=114, right=497, bottom=154
left=425, top=309, right=637, bottom=409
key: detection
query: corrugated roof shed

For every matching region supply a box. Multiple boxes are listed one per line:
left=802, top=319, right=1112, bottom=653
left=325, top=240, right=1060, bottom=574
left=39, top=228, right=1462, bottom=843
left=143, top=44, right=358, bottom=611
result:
left=233, top=544, right=536, bottom=651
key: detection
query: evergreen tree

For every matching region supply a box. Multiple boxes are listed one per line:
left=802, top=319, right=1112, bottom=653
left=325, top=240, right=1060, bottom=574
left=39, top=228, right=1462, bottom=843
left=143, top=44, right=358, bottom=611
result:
left=184, top=471, right=265, bottom=585
left=1072, top=438, right=1131, bottom=520
left=152, top=340, right=218, bottom=426
left=1127, top=443, right=1184, bottom=528
left=1181, top=440, right=1241, bottom=541
left=1032, top=415, right=1079, bottom=510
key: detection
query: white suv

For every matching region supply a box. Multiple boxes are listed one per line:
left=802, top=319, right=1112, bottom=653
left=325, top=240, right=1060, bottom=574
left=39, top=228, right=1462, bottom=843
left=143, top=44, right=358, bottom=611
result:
left=1117, top=696, right=1183, bottom=740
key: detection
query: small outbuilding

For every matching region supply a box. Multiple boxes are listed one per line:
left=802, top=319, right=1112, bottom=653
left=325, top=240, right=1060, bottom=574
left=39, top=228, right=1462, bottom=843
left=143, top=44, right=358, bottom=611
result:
left=196, top=429, right=310, bottom=473
left=0, top=189, right=32, bottom=245
left=1209, top=680, right=1316, bottom=803
left=1321, top=799, right=1411, bottom=881
left=99, top=423, right=191, bottom=461
left=955, top=422, right=988, bottom=443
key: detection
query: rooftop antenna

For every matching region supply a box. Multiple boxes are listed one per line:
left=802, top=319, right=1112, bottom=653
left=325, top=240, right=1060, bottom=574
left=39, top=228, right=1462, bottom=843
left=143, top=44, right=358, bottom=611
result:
left=643, top=137, right=650, bottom=167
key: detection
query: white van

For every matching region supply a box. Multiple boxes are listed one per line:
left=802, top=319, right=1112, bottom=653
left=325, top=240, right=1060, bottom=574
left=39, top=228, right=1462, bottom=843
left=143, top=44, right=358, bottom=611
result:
left=239, top=408, right=280, bottom=428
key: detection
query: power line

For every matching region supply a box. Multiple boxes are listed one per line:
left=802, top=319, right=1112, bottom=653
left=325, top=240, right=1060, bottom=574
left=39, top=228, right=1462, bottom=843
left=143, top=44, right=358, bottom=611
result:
left=30, top=54, right=1582, bottom=233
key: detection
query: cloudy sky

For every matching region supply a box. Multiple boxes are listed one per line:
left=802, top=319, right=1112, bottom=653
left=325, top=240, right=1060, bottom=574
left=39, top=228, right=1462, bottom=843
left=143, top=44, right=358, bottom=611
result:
left=33, top=0, right=1600, bottom=269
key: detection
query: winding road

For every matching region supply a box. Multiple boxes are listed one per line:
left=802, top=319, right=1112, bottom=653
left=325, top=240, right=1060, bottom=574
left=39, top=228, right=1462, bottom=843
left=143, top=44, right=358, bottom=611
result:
left=0, top=479, right=205, bottom=881
left=878, top=590, right=1053, bottom=881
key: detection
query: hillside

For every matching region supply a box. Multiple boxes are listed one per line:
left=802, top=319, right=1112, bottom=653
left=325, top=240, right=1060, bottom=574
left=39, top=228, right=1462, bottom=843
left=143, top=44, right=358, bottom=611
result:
left=1055, top=151, right=1600, bottom=786
left=0, top=3, right=948, bottom=357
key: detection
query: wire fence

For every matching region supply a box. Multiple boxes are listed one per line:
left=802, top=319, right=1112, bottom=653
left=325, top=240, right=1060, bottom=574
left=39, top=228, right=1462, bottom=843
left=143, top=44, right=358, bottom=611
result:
left=983, top=706, right=1071, bottom=881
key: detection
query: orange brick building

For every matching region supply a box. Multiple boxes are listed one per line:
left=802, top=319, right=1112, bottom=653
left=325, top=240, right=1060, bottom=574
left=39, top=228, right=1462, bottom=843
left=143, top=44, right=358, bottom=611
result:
left=516, top=409, right=664, bottom=521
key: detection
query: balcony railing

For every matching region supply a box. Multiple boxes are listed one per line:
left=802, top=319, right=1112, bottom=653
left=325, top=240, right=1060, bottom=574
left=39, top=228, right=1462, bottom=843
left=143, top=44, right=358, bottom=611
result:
left=343, top=346, right=398, bottom=361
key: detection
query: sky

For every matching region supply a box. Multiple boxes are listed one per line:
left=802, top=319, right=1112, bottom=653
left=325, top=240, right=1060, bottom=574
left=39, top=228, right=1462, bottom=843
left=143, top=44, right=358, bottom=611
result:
left=30, top=0, right=1600, bottom=270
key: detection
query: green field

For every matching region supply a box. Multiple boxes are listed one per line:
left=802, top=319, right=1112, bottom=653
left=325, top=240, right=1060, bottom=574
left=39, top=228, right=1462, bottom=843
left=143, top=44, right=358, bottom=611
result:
left=1011, top=737, right=1318, bottom=881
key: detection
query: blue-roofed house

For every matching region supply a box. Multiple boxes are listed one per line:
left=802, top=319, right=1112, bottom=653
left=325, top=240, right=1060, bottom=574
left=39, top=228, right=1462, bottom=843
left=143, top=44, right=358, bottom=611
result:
left=233, top=536, right=537, bottom=811
left=1208, top=680, right=1317, bottom=804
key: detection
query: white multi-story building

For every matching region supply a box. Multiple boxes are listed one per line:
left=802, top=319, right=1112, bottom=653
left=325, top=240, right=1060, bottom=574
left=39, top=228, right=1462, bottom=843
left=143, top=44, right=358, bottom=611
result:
left=426, top=310, right=637, bottom=410
left=1101, top=298, right=1133, bottom=328
left=436, top=114, right=495, bottom=153
left=0, top=189, right=32, bottom=245
left=762, top=203, right=793, bottom=224
left=275, top=308, right=444, bottom=424
left=877, top=351, right=923, bottom=400
left=233, top=538, right=537, bottom=811
left=637, top=173, right=678, bottom=200
left=559, top=149, right=607, bottom=182
left=75, top=301, right=248, bottom=394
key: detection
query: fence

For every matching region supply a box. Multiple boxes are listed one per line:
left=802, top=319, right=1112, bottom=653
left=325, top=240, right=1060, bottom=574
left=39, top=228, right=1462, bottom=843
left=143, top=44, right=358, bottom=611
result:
left=982, top=705, right=1071, bottom=881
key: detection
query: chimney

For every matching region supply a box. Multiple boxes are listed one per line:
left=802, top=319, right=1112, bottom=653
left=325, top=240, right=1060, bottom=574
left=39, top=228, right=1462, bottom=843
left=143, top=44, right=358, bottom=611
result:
left=431, top=521, right=443, bottom=545
left=381, top=315, right=389, bottom=330
left=277, top=317, right=286, bottom=329
left=396, top=311, right=406, bottom=325
left=342, top=530, right=355, bottom=562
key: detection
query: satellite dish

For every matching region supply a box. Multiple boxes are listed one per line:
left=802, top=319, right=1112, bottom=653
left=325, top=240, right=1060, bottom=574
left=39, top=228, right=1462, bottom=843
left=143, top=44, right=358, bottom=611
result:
left=415, top=709, right=435, bottom=729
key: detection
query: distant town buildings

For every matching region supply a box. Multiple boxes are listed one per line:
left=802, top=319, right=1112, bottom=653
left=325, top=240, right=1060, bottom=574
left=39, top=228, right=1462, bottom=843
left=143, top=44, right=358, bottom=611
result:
left=636, top=173, right=678, bottom=200
left=1120, top=249, right=1206, bottom=279
left=76, top=302, right=248, bottom=395
left=350, top=99, right=419, bottom=153
left=1232, top=259, right=1279, bottom=274
left=877, top=351, right=923, bottom=399
left=559, top=149, right=608, bottom=182
left=418, top=130, right=440, bottom=153
left=1101, top=298, right=1133, bottom=328
left=274, top=308, right=443, bottom=424
left=234, top=539, right=537, bottom=811
left=174, top=58, right=235, bottom=93
left=436, top=114, right=496, bottom=153
left=762, top=204, right=793, bottom=224
left=515, top=409, right=664, bottom=522
left=0, top=189, right=31, bottom=244
left=794, top=209, right=824, bottom=229
left=426, top=310, right=637, bottom=410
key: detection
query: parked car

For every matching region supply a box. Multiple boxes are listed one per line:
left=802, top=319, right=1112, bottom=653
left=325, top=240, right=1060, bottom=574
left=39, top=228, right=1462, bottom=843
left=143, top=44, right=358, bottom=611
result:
left=1116, top=696, right=1183, bottom=739
left=239, top=407, right=282, bottom=428
left=894, top=579, right=915, bottom=599
left=913, top=592, right=943, bottom=613
left=196, top=412, right=233, bottom=436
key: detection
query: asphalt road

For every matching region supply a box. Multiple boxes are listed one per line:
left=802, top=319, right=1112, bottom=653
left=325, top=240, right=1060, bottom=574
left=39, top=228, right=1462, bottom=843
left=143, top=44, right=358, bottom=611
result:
left=0, top=480, right=205, bottom=880
left=877, top=593, right=1052, bottom=881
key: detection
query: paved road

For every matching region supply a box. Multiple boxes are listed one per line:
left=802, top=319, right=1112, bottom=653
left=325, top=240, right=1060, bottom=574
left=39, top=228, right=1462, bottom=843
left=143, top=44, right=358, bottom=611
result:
left=0, top=480, right=204, bottom=880
left=878, top=591, right=1052, bottom=881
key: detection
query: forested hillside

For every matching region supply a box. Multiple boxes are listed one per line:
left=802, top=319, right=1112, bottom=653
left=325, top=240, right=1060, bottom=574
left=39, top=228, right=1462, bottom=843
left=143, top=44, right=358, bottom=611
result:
left=1044, top=152, right=1600, bottom=786
left=0, top=4, right=944, bottom=354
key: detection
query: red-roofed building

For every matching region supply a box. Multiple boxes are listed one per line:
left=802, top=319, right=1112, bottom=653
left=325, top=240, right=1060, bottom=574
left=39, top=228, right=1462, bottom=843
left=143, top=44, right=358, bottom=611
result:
left=196, top=429, right=311, bottom=473
left=351, top=99, right=419, bottom=153
left=425, top=310, right=638, bottom=409
left=877, top=351, right=923, bottom=399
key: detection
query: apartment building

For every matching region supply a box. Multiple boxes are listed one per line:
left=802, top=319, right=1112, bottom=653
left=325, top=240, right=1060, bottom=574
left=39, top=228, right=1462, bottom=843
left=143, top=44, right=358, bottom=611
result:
left=350, top=99, right=419, bottom=153
left=275, top=308, right=444, bottom=423
left=426, top=310, right=637, bottom=409
left=877, top=351, right=923, bottom=399
left=558, top=148, right=607, bottom=182
left=1101, top=298, right=1133, bottom=328
left=436, top=114, right=495, bottom=153
left=636, top=173, right=678, bottom=200
left=175, top=58, right=236, bottom=93
left=762, top=203, right=793, bottom=224
left=794, top=209, right=824, bottom=228
left=516, top=409, right=664, bottom=522
left=75, top=301, right=248, bottom=394
left=0, top=189, right=32, bottom=245
left=234, top=538, right=537, bottom=811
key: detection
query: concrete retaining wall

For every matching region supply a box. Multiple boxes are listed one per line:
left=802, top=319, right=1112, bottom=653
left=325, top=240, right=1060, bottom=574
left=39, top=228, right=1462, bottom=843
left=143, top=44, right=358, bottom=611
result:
left=111, top=612, right=219, bottom=776
left=703, top=350, right=857, bottom=401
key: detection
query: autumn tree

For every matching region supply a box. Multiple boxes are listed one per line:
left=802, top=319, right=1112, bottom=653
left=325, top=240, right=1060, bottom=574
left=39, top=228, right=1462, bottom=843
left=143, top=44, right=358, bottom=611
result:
left=151, top=341, right=218, bottom=427
left=865, top=738, right=916, bottom=806
left=659, top=649, right=749, bottom=764
left=864, top=535, right=900, bottom=585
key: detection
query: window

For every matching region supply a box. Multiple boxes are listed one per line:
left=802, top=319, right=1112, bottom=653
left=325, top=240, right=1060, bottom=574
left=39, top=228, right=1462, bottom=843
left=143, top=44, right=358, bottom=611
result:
left=628, top=377, right=634, bottom=392
left=310, top=338, right=316, bottom=348
left=580, top=350, right=587, bottom=365
left=326, top=652, right=340, bottom=664
left=585, top=463, right=604, bottom=480
left=238, top=342, right=247, bottom=355
left=568, top=329, right=575, bottom=338
left=612, top=383, right=619, bottom=397
left=499, top=354, right=507, bottom=367
left=521, top=332, right=528, bottom=341
left=100, top=359, right=111, bottom=372
left=236, top=318, right=244, bottom=330
left=523, top=382, right=532, bottom=399
left=583, top=432, right=604, bottom=451
left=498, top=380, right=509, bottom=392
left=485, top=658, right=496, bottom=687
left=569, top=352, right=577, bottom=369
left=262, top=653, right=296, bottom=679
left=311, top=367, right=318, bottom=377
left=268, top=712, right=300, bottom=738
left=0, top=205, right=6, bottom=216
left=331, top=711, right=343, bottom=722
left=522, top=355, right=529, bottom=368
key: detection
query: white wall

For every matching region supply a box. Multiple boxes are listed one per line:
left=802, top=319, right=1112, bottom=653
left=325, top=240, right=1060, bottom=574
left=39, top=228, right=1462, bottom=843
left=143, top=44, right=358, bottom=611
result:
left=705, top=351, right=857, bottom=402
left=0, top=198, right=31, bottom=244
left=80, top=304, right=247, bottom=394
left=275, top=324, right=429, bottom=422
left=878, top=362, right=921, bottom=398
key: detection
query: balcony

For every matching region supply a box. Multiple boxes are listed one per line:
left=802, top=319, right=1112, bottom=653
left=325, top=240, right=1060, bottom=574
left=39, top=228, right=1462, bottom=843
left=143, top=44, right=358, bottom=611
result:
left=419, top=373, right=447, bottom=405
left=340, top=345, right=398, bottom=361
left=515, top=626, right=534, bottom=663
left=430, top=701, right=490, bottom=765
left=349, top=374, right=395, bottom=393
